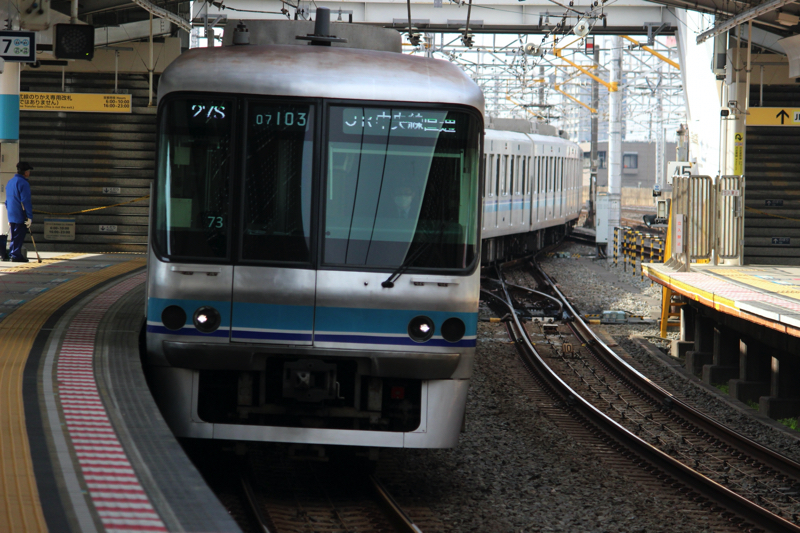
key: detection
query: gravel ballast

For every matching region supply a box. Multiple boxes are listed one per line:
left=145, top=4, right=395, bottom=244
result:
left=381, top=242, right=743, bottom=532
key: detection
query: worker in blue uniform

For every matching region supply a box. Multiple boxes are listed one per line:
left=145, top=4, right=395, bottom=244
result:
left=6, top=162, right=34, bottom=263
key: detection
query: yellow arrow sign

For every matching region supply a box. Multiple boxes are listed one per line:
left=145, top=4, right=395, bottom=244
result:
left=747, top=107, right=800, bottom=126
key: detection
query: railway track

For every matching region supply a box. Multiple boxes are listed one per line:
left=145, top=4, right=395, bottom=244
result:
left=237, top=449, right=428, bottom=533
left=481, top=258, right=800, bottom=533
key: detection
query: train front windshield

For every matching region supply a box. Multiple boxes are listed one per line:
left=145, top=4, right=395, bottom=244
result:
left=325, top=106, right=480, bottom=270
left=154, top=98, right=480, bottom=273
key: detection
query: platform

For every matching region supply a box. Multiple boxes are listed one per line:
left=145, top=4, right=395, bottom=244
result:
left=643, top=262, right=800, bottom=337
left=0, top=253, right=240, bottom=533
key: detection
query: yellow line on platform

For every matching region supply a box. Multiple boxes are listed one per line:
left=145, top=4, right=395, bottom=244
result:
left=710, top=270, right=800, bottom=299
left=0, top=257, right=145, bottom=533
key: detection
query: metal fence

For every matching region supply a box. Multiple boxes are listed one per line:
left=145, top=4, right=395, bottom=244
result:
left=665, top=175, right=745, bottom=268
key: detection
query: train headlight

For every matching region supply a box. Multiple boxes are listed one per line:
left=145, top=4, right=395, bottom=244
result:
left=193, top=306, right=221, bottom=333
left=441, top=317, right=466, bottom=343
left=161, top=305, right=187, bottom=331
left=408, top=316, right=434, bottom=342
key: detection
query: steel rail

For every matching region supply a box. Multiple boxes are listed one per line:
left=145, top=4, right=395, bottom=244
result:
left=534, top=260, right=800, bottom=482
left=482, top=270, right=800, bottom=533
left=368, top=474, right=423, bottom=533
left=240, top=470, right=274, bottom=533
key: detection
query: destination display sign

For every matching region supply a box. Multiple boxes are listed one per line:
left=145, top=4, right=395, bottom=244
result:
left=342, top=108, right=457, bottom=137
left=0, top=31, right=35, bottom=62
left=20, top=92, right=132, bottom=113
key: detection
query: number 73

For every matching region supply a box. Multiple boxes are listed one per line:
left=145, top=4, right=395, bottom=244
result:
left=207, top=216, right=224, bottom=228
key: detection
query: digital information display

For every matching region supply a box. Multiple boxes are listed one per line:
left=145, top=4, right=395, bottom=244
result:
left=0, top=31, right=35, bottom=62
left=342, top=108, right=456, bottom=137
left=190, top=103, right=228, bottom=121
left=251, top=106, right=310, bottom=129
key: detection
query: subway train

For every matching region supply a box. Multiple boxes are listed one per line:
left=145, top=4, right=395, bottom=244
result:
left=144, top=22, right=580, bottom=450
left=481, top=127, right=582, bottom=262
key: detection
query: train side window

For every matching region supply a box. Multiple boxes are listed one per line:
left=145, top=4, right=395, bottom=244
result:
left=509, top=155, right=515, bottom=195
left=495, top=156, right=501, bottom=197
left=154, top=97, right=234, bottom=261
left=241, top=101, right=315, bottom=262
left=503, top=155, right=508, bottom=195
left=486, top=154, right=495, bottom=196
left=485, top=154, right=491, bottom=197
left=556, top=158, right=560, bottom=192
left=521, top=157, right=526, bottom=195
left=529, top=157, right=533, bottom=194
left=545, top=157, right=550, bottom=192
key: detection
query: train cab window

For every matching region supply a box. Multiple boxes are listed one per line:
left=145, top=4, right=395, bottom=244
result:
left=324, top=106, right=480, bottom=270
left=241, top=101, right=315, bottom=262
left=154, top=98, right=233, bottom=260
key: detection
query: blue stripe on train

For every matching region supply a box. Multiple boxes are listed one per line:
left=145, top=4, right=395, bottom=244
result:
left=148, top=298, right=478, bottom=344
left=315, top=306, right=478, bottom=336
left=233, top=301, right=314, bottom=330
left=231, top=330, right=313, bottom=342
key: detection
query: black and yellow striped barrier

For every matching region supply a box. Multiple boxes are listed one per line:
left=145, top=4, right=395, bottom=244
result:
left=612, top=227, right=666, bottom=281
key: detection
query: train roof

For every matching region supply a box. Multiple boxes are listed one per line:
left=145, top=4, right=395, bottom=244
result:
left=484, top=128, right=580, bottom=148
left=158, top=44, right=485, bottom=115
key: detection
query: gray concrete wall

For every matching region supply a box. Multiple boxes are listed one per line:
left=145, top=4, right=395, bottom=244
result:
left=579, top=141, right=678, bottom=189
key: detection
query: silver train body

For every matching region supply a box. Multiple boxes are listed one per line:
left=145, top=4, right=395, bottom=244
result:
left=481, top=129, right=582, bottom=262
left=146, top=43, right=485, bottom=449
left=145, top=42, right=580, bottom=450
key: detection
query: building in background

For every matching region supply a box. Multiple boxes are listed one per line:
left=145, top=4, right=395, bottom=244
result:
left=580, top=140, right=677, bottom=189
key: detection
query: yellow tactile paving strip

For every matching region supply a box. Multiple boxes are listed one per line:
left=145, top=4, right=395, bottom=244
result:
left=0, top=256, right=146, bottom=533
left=708, top=268, right=800, bottom=299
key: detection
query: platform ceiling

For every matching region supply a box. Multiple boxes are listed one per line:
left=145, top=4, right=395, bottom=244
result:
left=33, top=0, right=800, bottom=44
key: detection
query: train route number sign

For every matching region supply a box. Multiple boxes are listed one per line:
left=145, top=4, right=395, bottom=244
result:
left=0, top=31, right=35, bottom=62
left=20, top=92, right=132, bottom=113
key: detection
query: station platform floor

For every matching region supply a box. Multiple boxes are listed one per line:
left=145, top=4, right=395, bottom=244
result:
left=643, top=262, right=800, bottom=337
left=0, top=252, right=240, bottom=533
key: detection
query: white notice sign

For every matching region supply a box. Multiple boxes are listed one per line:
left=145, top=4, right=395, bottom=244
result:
left=44, top=218, right=76, bottom=241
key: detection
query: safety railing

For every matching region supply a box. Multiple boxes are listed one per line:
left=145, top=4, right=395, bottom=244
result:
left=716, top=175, right=745, bottom=265
left=665, top=175, right=745, bottom=269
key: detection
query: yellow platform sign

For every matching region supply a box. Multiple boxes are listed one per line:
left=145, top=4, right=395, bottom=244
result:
left=747, top=107, right=800, bottom=127
left=20, top=92, right=132, bottom=113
